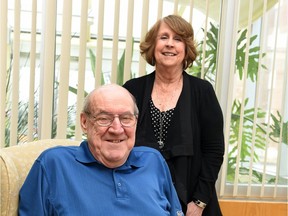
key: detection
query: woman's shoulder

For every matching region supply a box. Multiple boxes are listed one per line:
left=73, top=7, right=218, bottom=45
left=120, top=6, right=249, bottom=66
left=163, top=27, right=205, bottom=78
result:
left=184, top=72, right=214, bottom=90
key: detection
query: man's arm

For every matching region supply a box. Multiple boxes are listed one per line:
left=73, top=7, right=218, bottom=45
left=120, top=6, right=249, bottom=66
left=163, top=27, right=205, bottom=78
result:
left=19, top=160, right=49, bottom=215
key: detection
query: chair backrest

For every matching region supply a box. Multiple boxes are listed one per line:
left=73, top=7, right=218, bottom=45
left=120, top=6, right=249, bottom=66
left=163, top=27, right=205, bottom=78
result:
left=0, top=139, right=80, bottom=216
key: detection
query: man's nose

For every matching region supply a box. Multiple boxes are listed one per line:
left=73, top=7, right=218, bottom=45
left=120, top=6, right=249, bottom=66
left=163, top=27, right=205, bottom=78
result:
left=108, top=117, right=124, bottom=132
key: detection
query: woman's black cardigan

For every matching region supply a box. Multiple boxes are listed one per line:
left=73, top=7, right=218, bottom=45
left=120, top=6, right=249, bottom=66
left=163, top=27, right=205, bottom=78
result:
left=123, top=71, right=225, bottom=215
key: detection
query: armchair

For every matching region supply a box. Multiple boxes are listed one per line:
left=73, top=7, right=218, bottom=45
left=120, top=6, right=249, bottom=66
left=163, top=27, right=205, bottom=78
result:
left=0, top=139, right=80, bottom=216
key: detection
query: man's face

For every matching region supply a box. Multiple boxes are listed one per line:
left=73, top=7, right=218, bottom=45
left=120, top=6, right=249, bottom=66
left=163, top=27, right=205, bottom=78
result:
left=80, top=86, right=137, bottom=168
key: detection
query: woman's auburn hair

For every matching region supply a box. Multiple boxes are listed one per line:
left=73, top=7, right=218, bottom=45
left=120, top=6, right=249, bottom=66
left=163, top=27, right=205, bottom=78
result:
left=140, top=14, right=198, bottom=70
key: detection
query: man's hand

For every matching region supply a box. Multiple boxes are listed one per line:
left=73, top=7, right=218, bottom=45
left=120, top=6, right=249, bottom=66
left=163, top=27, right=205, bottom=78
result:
left=185, top=201, right=204, bottom=216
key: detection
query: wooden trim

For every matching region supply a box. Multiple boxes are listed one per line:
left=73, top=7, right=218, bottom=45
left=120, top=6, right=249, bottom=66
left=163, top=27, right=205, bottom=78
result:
left=219, top=200, right=288, bottom=216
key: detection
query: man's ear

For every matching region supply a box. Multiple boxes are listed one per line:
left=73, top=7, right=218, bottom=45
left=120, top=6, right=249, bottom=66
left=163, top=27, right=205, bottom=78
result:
left=80, top=113, right=88, bottom=133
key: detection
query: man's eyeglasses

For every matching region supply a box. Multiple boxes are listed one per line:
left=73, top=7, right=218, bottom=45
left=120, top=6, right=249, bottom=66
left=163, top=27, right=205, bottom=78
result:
left=85, top=112, right=137, bottom=127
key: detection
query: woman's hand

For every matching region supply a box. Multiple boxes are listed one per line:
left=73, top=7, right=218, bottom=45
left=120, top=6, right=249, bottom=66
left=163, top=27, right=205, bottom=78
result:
left=185, top=201, right=204, bottom=216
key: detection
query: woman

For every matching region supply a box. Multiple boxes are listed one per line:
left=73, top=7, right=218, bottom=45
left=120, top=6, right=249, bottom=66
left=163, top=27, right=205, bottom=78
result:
left=123, top=15, right=224, bottom=216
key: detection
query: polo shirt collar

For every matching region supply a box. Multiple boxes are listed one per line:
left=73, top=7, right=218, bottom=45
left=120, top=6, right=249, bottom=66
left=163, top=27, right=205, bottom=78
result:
left=75, top=141, right=144, bottom=169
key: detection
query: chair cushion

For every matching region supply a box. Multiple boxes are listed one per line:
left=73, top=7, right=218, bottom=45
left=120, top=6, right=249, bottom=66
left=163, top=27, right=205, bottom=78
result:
left=0, top=139, right=79, bottom=216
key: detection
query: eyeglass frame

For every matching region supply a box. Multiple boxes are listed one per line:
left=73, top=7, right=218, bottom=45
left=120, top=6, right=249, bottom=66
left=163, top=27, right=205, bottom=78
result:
left=84, top=111, right=138, bottom=128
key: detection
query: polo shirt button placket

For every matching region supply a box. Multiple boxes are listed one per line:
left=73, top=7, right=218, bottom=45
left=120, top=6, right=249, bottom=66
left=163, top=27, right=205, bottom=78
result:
left=113, top=170, right=128, bottom=198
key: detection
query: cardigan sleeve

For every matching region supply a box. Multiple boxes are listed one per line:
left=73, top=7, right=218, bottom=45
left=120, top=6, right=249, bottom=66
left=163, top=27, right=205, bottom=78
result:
left=193, top=81, right=225, bottom=204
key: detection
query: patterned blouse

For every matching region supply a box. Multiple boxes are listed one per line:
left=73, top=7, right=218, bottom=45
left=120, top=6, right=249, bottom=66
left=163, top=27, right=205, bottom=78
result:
left=150, top=99, right=175, bottom=149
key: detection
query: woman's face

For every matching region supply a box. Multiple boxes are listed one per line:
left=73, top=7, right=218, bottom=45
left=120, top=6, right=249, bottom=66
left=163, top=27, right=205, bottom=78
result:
left=154, top=22, right=186, bottom=70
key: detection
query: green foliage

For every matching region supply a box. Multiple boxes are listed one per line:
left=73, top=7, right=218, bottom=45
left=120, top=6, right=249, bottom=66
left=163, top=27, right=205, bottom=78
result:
left=117, top=49, right=126, bottom=85
left=189, top=22, right=218, bottom=82
left=265, top=111, right=288, bottom=145
left=5, top=61, right=39, bottom=146
left=227, top=98, right=267, bottom=182
left=116, top=37, right=135, bottom=85
left=5, top=101, right=30, bottom=146
left=189, top=22, right=266, bottom=83
left=235, top=30, right=267, bottom=81
left=88, top=48, right=105, bottom=86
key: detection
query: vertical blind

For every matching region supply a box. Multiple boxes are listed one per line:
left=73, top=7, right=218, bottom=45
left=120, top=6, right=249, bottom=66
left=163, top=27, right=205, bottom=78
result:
left=0, top=0, right=287, bottom=201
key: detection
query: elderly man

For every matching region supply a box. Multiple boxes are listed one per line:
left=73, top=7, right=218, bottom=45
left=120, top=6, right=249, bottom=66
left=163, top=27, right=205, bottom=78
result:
left=19, top=84, right=183, bottom=216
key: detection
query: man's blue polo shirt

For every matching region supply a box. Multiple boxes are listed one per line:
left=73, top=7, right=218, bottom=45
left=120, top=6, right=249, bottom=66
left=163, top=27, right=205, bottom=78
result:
left=19, top=141, right=183, bottom=216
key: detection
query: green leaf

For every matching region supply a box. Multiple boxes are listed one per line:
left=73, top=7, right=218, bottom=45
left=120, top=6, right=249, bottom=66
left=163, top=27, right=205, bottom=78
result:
left=117, top=50, right=125, bottom=85
left=89, top=49, right=96, bottom=75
